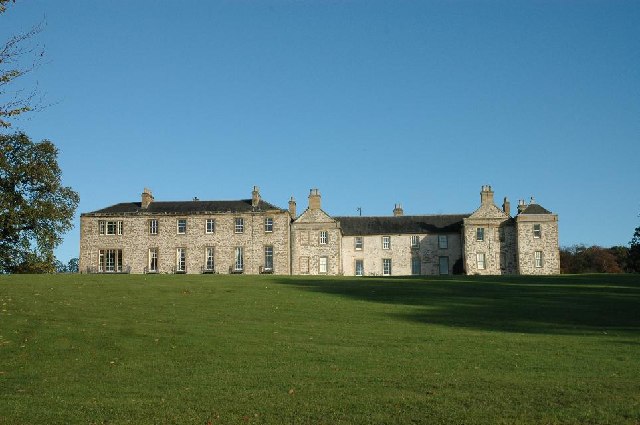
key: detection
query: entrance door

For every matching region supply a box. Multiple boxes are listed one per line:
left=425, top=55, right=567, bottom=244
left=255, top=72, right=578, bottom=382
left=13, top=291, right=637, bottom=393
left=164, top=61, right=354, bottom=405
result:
left=439, top=256, right=449, bottom=275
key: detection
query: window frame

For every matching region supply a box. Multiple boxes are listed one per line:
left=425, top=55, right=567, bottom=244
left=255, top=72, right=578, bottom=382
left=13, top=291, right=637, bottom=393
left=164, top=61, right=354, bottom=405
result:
left=177, top=219, right=187, bottom=235
left=355, top=259, right=364, bottom=276
left=319, top=256, right=328, bottom=274
left=99, top=220, right=123, bottom=236
left=476, top=227, right=485, bottom=242
left=205, top=219, right=215, bottom=234
left=439, top=256, right=449, bottom=275
left=533, top=224, right=542, bottom=239
left=354, top=236, right=363, bottom=251
left=411, top=235, right=420, bottom=249
left=205, top=247, right=215, bottom=272
left=234, top=246, right=244, bottom=271
left=382, top=236, right=391, bottom=250
left=411, top=256, right=421, bottom=275
left=438, top=235, right=448, bottom=249
left=235, top=217, right=244, bottom=234
left=382, top=258, right=392, bottom=276
left=264, top=217, right=274, bottom=233
left=535, top=251, right=543, bottom=268
left=319, top=231, right=328, bottom=245
left=264, top=245, right=274, bottom=271
left=476, top=252, right=486, bottom=270
left=148, top=248, right=158, bottom=273
left=98, top=249, right=122, bottom=273
left=176, top=247, right=186, bottom=272
left=149, top=219, right=158, bottom=235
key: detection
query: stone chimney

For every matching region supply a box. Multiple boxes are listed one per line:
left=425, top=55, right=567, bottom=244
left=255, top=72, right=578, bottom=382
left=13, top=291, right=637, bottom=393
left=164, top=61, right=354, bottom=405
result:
left=480, top=185, right=494, bottom=205
left=502, top=197, right=510, bottom=216
left=251, top=186, right=261, bottom=208
left=141, top=188, right=154, bottom=209
left=288, top=196, right=297, bottom=219
left=517, top=199, right=527, bottom=213
left=393, top=203, right=404, bottom=217
left=308, top=188, right=321, bottom=210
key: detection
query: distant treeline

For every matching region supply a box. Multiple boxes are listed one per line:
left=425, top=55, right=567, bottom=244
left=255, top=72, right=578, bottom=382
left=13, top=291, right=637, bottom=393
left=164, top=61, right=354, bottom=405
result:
left=560, top=245, right=639, bottom=274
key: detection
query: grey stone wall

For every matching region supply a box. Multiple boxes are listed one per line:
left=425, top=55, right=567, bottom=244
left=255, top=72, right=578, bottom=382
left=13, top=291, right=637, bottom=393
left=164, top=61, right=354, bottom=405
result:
left=290, top=208, right=342, bottom=275
left=516, top=214, right=560, bottom=275
left=463, top=220, right=517, bottom=275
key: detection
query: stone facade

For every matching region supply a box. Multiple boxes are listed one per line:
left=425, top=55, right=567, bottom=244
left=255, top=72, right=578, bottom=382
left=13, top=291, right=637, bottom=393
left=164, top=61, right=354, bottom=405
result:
left=79, top=185, right=560, bottom=276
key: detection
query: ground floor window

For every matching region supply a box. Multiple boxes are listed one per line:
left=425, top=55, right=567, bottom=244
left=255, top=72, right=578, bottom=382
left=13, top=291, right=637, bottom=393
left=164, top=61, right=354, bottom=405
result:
left=99, top=249, right=122, bottom=272
left=535, top=251, right=543, bottom=268
left=235, top=247, right=244, bottom=271
left=477, top=253, right=486, bottom=270
left=355, top=259, right=364, bottom=276
left=439, top=256, right=449, bottom=275
left=319, top=256, right=328, bottom=274
left=264, top=246, right=273, bottom=271
left=411, top=256, right=421, bottom=275
left=383, top=258, right=392, bottom=276
left=176, top=248, right=186, bottom=272
left=148, top=248, right=158, bottom=272
left=205, top=247, right=215, bottom=271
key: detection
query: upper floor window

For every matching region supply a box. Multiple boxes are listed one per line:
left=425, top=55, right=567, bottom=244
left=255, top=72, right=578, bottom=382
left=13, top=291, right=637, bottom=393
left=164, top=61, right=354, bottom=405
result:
left=382, top=236, right=391, bottom=250
left=149, top=219, right=158, bottom=235
left=476, top=227, right=485, bottom=242
left=206, top=219, right=215, bottom=234
left=99, top=220, right=123, bottom=235
left=533, top=224, right=542, bottom=239
left=264, top=217, right=273, bottom=233
left=411, top=235, right=420, bottom=249
left=235, top=218, right=244, bottom=234
left=354, top=236, right=363, bottom=250
left=177, top=219, right=187, bottom=234
left=319, top=231, right=328, bottom=245
left=438, top=235, right=448, bottom=249
left=535, top=251, right=543, bottom=268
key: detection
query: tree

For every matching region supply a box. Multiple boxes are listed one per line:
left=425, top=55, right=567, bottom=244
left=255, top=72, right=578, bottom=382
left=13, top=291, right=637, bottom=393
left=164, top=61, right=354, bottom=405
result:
left=0, top=133, right=79, bottom=273
left=1, top=0, right=45, bottom=128
left=629, top=225, right=640, bottom=273
left=67, top=257, right=79, bottom=273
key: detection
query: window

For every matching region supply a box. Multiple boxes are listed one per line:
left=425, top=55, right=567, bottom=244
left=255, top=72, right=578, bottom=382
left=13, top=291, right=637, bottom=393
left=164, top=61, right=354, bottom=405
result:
left=264, top=217, right=273, bottom=233
left=533, top=224, right=542, bottom=239
left=264, top=246, right=273, bottom=271
left=382, top=236, right=391, bottom=250
left=98, top=249, right=122, bottom=272
left=382, top=258, right=392, bottom=276
left=205, top=247, right=215, bottom=272
left=99, top=220, right=123, bottom=235
left=177, top=219, right=187, bottom=234
left=476, top=228, right=485, bottom=242
left=148, top=248, right=158, bottom=272
left=354, top=236, right=363, bottom=251
left=149, top=219, right=158, bottom=235
left=234, top=247, right=244, bottom=271
left=535, top=251, right=543, bottom=268
left=235, top=218, right=244, bottom=234
left=411, top=235, right=420, bottom=249
left=176, top=248, right=186, bottom=272
left=500, top=252, right=506, bottom=270
left=355, top=259, right=364, bottom=276
left=319, top=231, right=328, bottom=245
left=477, top=253, right=486, bottom=270
left=438, top=235, right=448, bottom=249
left=411, top=256, right=421, bottom=275
left=319, top=256, right=328, bottom=273
left=439, top=256, right=449, bottom=275
left=206, top=219, right=215, bottom=234
left=300, top=256, right=309, bottom=274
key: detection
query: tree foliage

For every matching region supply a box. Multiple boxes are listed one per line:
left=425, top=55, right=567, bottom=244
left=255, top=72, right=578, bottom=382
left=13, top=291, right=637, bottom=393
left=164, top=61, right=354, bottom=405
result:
left=560, top=245, right=624, bottom=274
left=1, top=0, right=44, bottom=129
left=0, top=132, right=79, bottom=273
left=629, top=225, right=640, bottom=273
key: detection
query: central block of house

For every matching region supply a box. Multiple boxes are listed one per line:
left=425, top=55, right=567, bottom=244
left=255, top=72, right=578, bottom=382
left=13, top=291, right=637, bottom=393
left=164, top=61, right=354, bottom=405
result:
left=79, top=185, right=559, bottom=276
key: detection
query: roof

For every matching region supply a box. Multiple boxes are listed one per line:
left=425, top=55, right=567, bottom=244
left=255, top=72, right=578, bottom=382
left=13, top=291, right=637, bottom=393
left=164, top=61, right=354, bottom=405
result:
left=335, top=214, right=469, bottom=236
left=519, top=204, right=552, bottom=215
left=84, top=199, right=285, bottom=215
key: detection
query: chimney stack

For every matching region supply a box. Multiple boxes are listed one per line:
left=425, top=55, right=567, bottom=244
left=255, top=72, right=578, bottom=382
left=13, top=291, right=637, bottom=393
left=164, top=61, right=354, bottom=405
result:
left=502, top=197, right=510, bottom=216
left=517, top=199, right=527, bottom=213
left=251, top=186, right=261, bottom=208
left=393, top=203, right=404, bottom=217
left=308, top=188, right=321, bottom=210
left=288, top=196, right=297, bottom=219
left=141, top=188, right=154, bottom=209
left=480, top=185, right=494, bottom=205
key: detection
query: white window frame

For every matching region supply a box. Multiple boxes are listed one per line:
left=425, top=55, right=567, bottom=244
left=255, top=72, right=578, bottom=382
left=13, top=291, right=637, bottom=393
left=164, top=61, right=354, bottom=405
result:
left=411, top=235, right=420, bottom=249
left=206, top=219, right=215, bottom=234
left=438, top=235, right=448, bottom=249
left=319, top=256, right=328, bottom=274
left=234, top=247, right=244, bottom=271
left=148, top=248, right=158, bottom=273
left=535, top=251, right=543, bottom=268
left=319, top=231, right=328, bottom=245
left=177, top=219, right=187, bottom=235
left=99, top=220, right=123, bottom=236
left=149, top=219, right=158, bottom=235
left=354, top=236, right=363, bottom=251
left=533, top=224, right=542, bottom=239
left=382, top=258, right=392, bottom=276
left=264, top=245, right=273, bottom=271
left=264, top=217, right=274, bottom=233
left=235, top=218, right=244, bottom=234
left=205, top=247, right=215, bottom=272
left=382, top=236, right=391, bottom=250
left=477, top=252, right=486, bottom=270
left=99, top=249, right=122, bottom=273
left=476, top=228, right=485, bottom=242
left=355, top=259, right=364, bottom=276
left=176, top=248, right=186, bottom=272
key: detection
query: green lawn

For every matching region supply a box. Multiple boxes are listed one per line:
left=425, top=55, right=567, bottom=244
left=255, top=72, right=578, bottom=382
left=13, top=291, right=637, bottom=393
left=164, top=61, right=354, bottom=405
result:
left=1, top=274, right=639, bottom=424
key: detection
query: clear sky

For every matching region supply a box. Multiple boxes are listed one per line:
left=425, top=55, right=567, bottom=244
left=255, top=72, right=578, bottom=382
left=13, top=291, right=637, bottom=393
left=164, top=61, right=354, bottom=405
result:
left=3, top=0, right=639, bottom=262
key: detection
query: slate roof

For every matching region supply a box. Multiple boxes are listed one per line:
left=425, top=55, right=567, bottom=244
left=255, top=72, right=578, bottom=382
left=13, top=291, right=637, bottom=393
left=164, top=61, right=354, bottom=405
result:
left=83, top=199, right=285, bottom=215
left=520, top=204, right=552, bottom=215
left=335, top=215, right=469, bottom=236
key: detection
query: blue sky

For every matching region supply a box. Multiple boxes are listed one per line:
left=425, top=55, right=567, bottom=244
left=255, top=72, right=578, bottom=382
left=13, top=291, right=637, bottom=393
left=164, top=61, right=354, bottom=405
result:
left=3, top=1, right=639, bottom=262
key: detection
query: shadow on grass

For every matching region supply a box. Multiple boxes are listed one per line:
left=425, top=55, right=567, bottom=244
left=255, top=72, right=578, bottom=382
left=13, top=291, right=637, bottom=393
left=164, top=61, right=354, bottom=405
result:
left=274, top=274, right=640, bottom=335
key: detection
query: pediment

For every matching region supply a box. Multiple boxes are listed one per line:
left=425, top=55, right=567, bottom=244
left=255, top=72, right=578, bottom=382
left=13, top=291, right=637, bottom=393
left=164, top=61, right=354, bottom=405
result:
left=294, top=208, right=337, bottom=224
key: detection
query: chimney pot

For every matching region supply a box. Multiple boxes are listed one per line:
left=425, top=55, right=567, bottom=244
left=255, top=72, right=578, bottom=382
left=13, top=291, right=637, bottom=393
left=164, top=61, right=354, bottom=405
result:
left=251, top=186, right=261, bottom=208
left=393, top=203, right=404, bottom=217
left=288, top=196, right=297, bottom=219
left=502, top=197, right=510, bottom=216
left=308, top=188, right=322, bottom=210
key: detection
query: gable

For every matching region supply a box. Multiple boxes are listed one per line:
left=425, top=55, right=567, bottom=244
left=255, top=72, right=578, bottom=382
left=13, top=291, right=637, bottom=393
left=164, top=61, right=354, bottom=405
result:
left=467, top=203, right=510, bottom=220
left=294, top=208, right=337, bottom=224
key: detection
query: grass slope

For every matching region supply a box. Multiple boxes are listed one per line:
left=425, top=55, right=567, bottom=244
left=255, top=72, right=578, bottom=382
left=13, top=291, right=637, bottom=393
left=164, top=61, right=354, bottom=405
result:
left=0, top=274, right=639, bottom=424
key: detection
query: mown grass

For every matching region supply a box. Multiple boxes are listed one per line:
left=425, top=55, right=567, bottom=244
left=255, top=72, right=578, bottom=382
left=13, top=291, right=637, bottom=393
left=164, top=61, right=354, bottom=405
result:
left=0, top=273, right=639, bottom=424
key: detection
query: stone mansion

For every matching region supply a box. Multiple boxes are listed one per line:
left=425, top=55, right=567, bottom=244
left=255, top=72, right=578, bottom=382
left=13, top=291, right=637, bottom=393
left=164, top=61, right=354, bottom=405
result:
left=79, top=185, right=560, bottom=276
